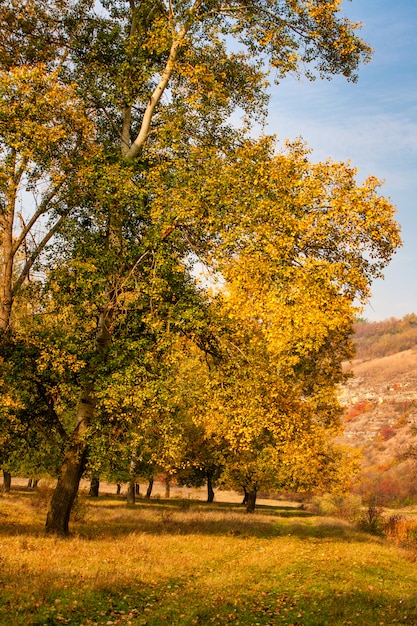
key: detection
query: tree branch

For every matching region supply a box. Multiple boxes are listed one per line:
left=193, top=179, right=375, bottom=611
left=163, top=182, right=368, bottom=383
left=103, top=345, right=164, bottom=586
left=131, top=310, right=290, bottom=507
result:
left=124, top=25, right=187, bottom=159
left=12, top=180, right=65, bottom=256
left=12, top=209, right=71, bottom=296
left=123, top=0, right=207, bottom=159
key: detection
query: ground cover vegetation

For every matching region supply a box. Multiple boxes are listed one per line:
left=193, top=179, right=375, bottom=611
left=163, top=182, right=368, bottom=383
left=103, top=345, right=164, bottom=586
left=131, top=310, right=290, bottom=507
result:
left=2, top=488, right=417, bottom=625
left=0, top=0, right=402, bottom=534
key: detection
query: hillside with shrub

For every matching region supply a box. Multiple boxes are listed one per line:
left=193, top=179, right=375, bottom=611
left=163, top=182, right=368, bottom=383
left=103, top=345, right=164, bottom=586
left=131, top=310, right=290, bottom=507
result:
left=339, top=314, right=417, bottom=505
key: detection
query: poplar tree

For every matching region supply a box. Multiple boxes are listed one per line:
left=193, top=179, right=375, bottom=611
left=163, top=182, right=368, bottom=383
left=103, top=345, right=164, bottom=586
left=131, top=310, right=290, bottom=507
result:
left=0, top=0, right=401, bottom=533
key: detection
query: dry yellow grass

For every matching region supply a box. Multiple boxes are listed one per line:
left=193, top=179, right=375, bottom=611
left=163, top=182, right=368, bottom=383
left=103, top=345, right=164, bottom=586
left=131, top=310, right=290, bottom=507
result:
left=2, top=488, right=417, bottom=625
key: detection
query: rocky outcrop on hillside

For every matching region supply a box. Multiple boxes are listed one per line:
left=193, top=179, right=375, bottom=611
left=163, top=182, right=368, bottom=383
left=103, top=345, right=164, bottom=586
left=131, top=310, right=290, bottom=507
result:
left=339, top=348, right=417, bottom=458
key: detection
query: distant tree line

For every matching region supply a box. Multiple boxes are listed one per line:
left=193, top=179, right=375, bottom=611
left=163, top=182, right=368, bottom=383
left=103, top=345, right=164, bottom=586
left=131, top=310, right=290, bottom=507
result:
left=353, top=314, right=417, bottom=361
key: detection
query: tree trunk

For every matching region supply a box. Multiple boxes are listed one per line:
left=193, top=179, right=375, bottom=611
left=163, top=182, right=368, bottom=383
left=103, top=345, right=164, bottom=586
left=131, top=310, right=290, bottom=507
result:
left=89, top=474, right=100, bottom=497
left=45, top=291, right=114, bottom=534
left=164, top=476, right=171, bottom=499
left=126, top=480, right=136, bottom=504
left=2, top=470, right=11, bottom=493
left=242, top=487, right=248, bottom=505
left=45, top=436, right=88, bottom=534
left=135, top=482, right=140, bottom=495
left=126, top=451, right=137, bottom=504
left=45, top=385, right=94, bottom=534
left=0, top=179, right=16, bottom=335
left=246, top=489, right=257, bottom=513
left=116, top=483, right=121, bottom=495
left=207, top=471, right=215, bottom=503
left=146, top=477, right=154, bottom=500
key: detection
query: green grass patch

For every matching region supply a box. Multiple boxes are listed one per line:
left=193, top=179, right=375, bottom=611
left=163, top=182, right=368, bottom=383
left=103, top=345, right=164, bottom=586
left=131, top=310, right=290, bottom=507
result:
left=1, top=491, right=417, bottom=625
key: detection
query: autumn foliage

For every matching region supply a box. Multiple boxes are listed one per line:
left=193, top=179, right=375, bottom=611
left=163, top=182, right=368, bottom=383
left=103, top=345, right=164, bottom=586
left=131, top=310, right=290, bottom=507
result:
left=0, top=0, right=403, bottom=530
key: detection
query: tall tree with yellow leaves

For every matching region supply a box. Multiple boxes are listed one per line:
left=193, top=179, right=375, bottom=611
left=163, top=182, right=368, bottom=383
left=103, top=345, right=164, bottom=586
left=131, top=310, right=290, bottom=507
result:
left=0, top=0, right=400, bottom=532
left=153, top=137, right=400, bottom=510
left=0, top=0, right=96, bottom=335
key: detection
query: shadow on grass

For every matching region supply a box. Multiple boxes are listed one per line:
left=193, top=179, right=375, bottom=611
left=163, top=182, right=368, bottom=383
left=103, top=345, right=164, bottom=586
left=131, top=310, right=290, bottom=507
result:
left=90, top=496, right=311, bottom=515
left=2, top=496, right=408, bottom=626
left=74, top=515, right=374, bottom=545
left=0, top=493, right=373, bottom=544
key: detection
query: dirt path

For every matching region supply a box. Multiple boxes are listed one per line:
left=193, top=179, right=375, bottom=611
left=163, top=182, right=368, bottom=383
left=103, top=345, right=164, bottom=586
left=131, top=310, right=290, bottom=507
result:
left=5, top=476, right=300, bottom=509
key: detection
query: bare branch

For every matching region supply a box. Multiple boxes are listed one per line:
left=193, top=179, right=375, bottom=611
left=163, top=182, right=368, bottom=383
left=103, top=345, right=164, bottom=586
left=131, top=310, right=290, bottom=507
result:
left=123, top=0, right=206, bottom=159
left=12, top=209, right=71, bottom=295
left=12, top=179, right=65, bottom=256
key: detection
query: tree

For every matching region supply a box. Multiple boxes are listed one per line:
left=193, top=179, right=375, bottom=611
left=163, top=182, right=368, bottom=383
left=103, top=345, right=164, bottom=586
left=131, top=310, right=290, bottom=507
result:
left=44, top=138, right=400, bottom=529
left=194, top=303, right=362, bottom=512
left=176, top=423, right=225, bottom=503
left=167, top=139, right=401, bottom=511
left=1, top=0, right=397, bottom=533
left=0, top=1, right=97, bottom=485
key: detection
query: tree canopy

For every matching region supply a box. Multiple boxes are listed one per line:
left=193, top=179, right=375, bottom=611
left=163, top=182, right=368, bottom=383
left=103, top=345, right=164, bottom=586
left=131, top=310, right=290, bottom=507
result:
left=0, top=0, right=401, bottom=531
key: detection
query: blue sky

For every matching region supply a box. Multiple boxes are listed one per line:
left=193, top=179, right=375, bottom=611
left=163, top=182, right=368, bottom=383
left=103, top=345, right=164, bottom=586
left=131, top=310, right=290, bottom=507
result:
left=264, top=0, right=417, bottom=321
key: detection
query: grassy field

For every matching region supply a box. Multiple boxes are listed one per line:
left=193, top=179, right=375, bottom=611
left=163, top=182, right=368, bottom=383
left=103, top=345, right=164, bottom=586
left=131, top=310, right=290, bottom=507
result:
left=1, top=487, right=417, bottom=626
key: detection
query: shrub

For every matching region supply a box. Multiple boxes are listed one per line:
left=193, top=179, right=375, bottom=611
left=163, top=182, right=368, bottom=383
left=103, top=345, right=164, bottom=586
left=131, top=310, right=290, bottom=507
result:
left=379, top=426, right=396, bottom=441
left=385, top=515, right=417, bottom=549
left=357, top=493, right=385, bottom=535
left=345, top=400, right=373, bottom=423
left=307, top=494, right=362, bottom=522
left=385, top=515, right=408, bottom=541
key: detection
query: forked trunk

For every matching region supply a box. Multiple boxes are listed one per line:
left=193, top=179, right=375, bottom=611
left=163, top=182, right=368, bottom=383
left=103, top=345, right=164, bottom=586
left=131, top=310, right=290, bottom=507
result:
left=246, top=489, right=257, bottom=513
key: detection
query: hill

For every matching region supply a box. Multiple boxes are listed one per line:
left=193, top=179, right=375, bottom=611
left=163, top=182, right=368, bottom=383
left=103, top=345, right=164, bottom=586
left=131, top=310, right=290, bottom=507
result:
left=339, top=315, right=417, bottom=503
left=353, top=313, right=417, bottom=361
